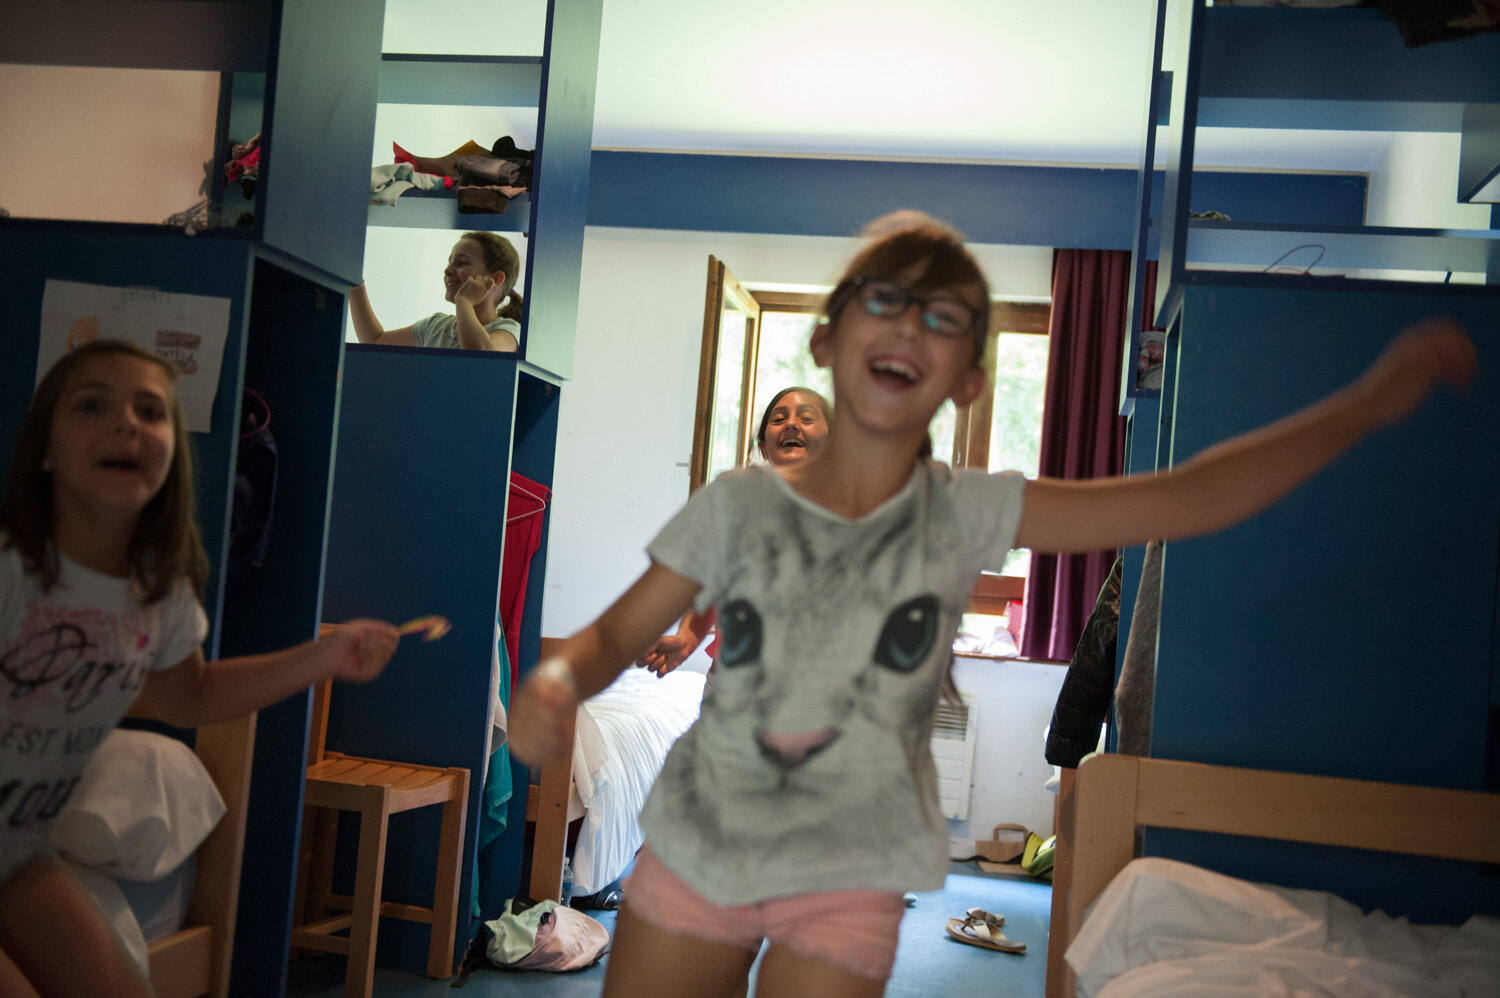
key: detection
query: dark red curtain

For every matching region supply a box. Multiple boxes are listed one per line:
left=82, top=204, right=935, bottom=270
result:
left=1019, top=250, right=1133, bottom=661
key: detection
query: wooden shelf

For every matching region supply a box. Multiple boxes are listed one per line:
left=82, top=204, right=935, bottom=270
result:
left=378, top=53, right=543, bottom=106
left=366, top=189, right=531, bottom=232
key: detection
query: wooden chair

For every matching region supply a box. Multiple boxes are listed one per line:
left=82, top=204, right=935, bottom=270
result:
left=290, top=673, right=470, bottom=998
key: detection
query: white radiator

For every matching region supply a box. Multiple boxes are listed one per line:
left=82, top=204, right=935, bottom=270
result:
left=932, top=693, right=979, bottom=820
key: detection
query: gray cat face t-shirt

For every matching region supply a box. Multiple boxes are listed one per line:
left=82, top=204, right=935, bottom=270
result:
left=640, top=461, right=1025, bottom=905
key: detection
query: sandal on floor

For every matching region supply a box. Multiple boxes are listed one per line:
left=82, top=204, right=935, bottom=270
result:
left=965, top=907, right=1004, bottom=928
left=945, top=914, right=1026, bottom=954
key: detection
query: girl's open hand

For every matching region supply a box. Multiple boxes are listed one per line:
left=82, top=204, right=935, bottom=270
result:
left=321, top=619, right=399, bottom=683
left=1358, top=317, right=1476, bottom=428
left=508, top=663, right=577, bottom=765
left=456, top=274, right=494, bottom=306
left=635, top=634, right=691, bottom=676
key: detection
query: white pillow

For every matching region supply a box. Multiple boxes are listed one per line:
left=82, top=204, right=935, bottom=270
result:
left=64, top=861, right=150, bottom=973
left=50, top=729, right=226, bottom=882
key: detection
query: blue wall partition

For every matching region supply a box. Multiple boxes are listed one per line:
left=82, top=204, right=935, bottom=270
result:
left=258, top=0, right=386, bottom=286
left=1145, top=279, right=1500, bottom=925
left=321, top=345, right=520, bottom=973
left=222, top=258, right=348, bottom=996
left=522, top=0, right=604, bottom=381
left=0, top=223, right=251, bottom=654
left=477, top=371, right=562, bottom=917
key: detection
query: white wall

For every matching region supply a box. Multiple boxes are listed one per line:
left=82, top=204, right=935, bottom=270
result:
left=543, top=225, right=1062, bottom=837
left=1362, top=131, right=1492, bottom=284
left=0, top=65, right=218, bottom=225
left=951, top=655, right=1068, bottom=842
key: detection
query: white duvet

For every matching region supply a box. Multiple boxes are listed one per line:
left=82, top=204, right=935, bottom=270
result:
left=1066, top=857, right=1500, bottom=998
left=569, top=667, right=705, bottom=896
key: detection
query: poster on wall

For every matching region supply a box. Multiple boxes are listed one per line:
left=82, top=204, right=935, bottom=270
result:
left=36, top=279, right=231, bottom=433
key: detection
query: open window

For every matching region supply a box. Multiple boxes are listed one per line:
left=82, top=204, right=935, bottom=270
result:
left=689, top=256, right=763, bottom=491
left=691, top=256, right=1052, bottom=648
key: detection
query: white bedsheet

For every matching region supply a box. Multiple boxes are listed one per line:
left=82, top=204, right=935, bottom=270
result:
left=1066, top=857, right=1500, bottom=998
left=569, top=667, right=705, bottom=895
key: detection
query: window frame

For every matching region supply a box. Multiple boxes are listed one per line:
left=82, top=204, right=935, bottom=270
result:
left=693, top=260, right=1052, bottom=623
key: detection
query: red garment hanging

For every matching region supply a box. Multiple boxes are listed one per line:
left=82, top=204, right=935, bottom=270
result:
left=500, top=472, right=551, bottom=689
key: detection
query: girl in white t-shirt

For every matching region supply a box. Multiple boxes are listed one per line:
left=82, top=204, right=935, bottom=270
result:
left=508, top=212, right=1475, bottom=998
left=349, top=230, right=523, bottom=351
left=0, top=340, right=398, bottom=996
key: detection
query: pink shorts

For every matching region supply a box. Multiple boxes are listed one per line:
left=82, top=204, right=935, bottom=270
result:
left=623, top=844, right=907, bottom=981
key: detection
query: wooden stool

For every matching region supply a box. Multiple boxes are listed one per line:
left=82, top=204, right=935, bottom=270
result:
left=291, top=677, right=469, bottom=998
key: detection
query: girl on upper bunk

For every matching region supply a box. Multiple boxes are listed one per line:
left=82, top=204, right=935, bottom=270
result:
left=636, top=385, right=832, bottom=677
left=0, top=340, right=399, bottom=996
left=508, top=211, right=1475, bottom=998
left=349, top=230, right=523, bottom=351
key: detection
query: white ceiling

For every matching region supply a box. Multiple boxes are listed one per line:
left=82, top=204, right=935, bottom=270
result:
left=588, top=0, right=1393, bottom=172
left=384, top=0, right=1395, bottom=173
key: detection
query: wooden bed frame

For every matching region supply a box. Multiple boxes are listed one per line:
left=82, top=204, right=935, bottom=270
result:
left=145, top=712, right=257, bottom=998
left=525, top=748, right=576, bottom=903
left=1046, top=753, right=1500, bottom=998
left=524, top=637, right=576, bottom=904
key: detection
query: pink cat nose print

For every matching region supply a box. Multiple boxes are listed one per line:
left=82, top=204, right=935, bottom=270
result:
left=755, top=726, right=839, bottom=769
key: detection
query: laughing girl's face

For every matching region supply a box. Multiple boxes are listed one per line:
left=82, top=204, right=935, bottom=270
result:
left=759, top=391, right=829, bottom=466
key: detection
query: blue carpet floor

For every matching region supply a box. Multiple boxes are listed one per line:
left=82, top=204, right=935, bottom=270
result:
left=287, top=861, right=1051, bottom=997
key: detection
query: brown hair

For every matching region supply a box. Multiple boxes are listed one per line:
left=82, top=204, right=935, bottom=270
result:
left=821, top=211, right=991, bottom=366
left=0, top=340, right=209, bottom=603
left=462, top=230, right=525, bottom=322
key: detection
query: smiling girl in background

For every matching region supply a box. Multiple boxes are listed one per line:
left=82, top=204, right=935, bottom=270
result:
left=349, top=230, right=523, bottom=351
left=636, top=385, right=831, bottom=677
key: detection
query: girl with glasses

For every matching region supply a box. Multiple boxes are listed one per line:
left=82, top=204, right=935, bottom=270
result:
left=509, top=211, right=1474, bottom=998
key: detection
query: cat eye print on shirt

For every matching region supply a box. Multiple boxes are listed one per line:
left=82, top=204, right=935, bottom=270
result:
left=716, top=599, right=762, bottom=667
left=872, top=595, right=939, bottom=672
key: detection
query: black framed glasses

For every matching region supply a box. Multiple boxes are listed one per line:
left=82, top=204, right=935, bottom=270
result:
left=839, top=277, right=981, bottom=339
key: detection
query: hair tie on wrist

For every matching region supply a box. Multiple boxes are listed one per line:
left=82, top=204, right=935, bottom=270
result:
left=536, top=656, right=575, bottom=689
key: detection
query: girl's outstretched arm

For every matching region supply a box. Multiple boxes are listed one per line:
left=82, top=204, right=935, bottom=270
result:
left=1016, top=316, right=1476, bottom=555
left=634, top=606, right=715, bottom=676
left=129, top=618, right=398, bottom=727
left=509, top=562, right=700, bottom=766
left=348, top=282, right=416, bottom=346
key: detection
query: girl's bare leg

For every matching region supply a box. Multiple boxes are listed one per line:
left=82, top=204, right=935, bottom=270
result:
left=754, top=943, right=888, bottom=998
left=0, top=949, right=41, bottom=998
left=0, top=856, right=152, bottom=998
left=603, top=906, right=759, bottom=998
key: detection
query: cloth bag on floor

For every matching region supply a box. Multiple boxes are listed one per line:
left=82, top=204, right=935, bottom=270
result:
left=484, top=897, right=610, bottom=972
